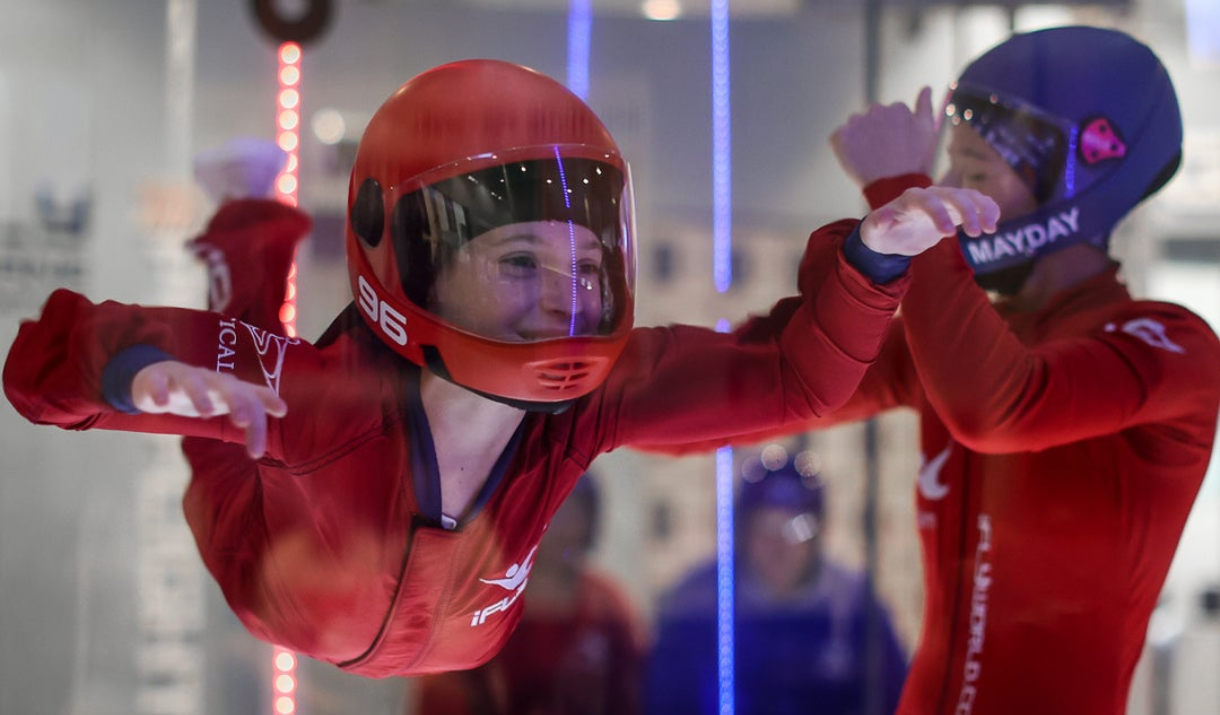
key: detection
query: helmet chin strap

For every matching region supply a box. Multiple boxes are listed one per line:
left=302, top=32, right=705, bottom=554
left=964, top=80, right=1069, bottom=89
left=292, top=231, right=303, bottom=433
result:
left=421, top=346, right=575, bottom=415
left=957, top=197, right=1109, bottom=276
left=955, top=160, right=1138, bottom=293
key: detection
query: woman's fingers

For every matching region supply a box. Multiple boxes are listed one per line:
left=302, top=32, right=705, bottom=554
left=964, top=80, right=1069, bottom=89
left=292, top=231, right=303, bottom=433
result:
left=861, top=187, right=1000, bottom=256
left=130, top=361, right=288, bottom=458
left=182, top=371, right=216, bottom=416
left=148, top=368, right=171, bottom=408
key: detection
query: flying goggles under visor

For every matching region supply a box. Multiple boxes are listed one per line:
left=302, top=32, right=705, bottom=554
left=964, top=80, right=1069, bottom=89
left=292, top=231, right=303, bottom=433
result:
left=944, top=83, right=1132, bottom=200
left=944, top=84, right=1075, bottom=204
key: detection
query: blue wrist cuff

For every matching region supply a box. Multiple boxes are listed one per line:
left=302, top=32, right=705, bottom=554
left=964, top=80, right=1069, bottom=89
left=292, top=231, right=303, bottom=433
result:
left=101, top=345, right=176, bottom=414
left=843, top=225, right=912, bottom=284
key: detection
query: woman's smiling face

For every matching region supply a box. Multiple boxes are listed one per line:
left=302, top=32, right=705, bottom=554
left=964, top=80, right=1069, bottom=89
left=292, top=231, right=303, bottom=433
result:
left=430, top=219, right=606, bottom=342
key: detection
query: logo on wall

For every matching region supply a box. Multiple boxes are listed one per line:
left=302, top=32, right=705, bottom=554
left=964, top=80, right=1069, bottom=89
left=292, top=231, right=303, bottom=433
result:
left=0, top=185, right=92, bottom=315
left=34, top=186, right=91, bottom=237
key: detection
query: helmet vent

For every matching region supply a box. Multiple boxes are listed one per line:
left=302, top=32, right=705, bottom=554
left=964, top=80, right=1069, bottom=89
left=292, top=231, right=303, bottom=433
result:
left=529, top=357, right=609, bottom=393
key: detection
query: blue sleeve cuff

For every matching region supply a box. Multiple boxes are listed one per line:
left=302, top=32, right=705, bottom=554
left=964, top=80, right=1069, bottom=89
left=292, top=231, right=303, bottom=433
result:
left=101, top=345, right=177, bottom=414
left=843, top=224, right=912, bottom=284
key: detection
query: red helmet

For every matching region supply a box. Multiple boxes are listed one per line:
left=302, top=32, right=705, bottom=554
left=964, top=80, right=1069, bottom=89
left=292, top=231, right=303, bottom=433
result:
left=346, top=60, right=636, bottom=407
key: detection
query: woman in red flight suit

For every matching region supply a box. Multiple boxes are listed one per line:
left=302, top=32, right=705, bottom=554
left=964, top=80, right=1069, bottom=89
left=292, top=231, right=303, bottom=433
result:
left=3, top=59, right=997, bottom=678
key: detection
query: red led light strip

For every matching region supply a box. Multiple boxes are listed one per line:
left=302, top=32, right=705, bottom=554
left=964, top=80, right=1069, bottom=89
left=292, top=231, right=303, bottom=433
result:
left=272, top=41, right=301, bottom=715
left=271, top=647, right=298, bottom=714
left=275, top=42, right=302, bottom=338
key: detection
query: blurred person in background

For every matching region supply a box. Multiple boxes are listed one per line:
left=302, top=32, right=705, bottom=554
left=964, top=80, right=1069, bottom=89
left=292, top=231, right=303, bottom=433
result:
left=646, top=445, right=907, bottom=715
left=410, top=472, right=645, bottom=715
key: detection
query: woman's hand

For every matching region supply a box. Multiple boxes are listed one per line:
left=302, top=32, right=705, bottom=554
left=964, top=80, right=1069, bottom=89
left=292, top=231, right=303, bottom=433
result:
left=860, top=186, right=1000, bottom=256
left=131, top=361, right=288, bottom=458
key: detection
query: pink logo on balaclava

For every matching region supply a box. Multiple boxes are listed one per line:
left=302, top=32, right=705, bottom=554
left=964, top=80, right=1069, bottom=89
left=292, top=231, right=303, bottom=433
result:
left=1080, top=118, right=1127, bottom=164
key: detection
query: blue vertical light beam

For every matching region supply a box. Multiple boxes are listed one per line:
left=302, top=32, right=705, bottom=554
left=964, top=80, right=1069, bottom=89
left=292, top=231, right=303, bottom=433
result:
left=564, top=0, right=591, bottom=337
left=712, top=0, right=732, bottom=293
left=567, top=0, right=592, bottom=101
left=715, top=439, right=735, bottom=715
left=553, top=147, right=580, bottom=337
left=713, top=0, right=735, bottom=708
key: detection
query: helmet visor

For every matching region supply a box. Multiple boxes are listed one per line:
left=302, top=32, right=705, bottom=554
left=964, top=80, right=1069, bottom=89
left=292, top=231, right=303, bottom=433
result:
left=943, top=84, right=1072, bottom=204
left=387, top=147, right=634, bottom=344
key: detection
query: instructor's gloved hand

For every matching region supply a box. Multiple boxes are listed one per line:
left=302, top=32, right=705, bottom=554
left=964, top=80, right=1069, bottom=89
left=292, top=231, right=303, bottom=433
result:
left=860, top=186, right=999, bottom=256
left=131, top=361, right=288, bottom=459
